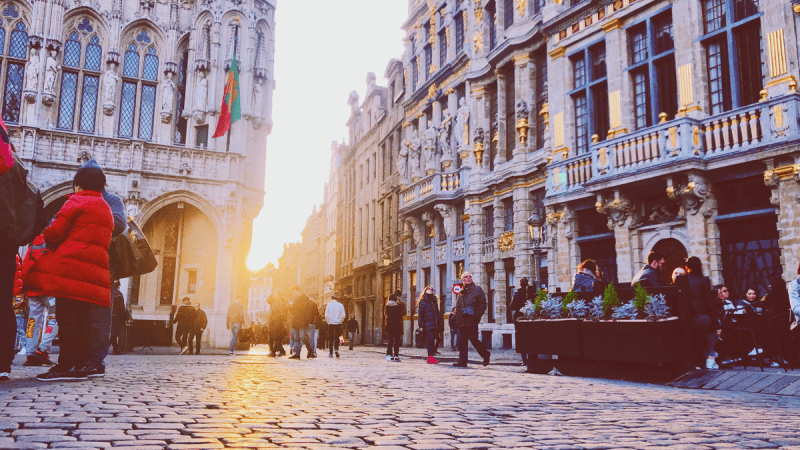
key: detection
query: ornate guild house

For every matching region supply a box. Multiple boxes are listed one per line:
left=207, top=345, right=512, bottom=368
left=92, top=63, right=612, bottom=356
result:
left=10, top=0, right=275, bottom=348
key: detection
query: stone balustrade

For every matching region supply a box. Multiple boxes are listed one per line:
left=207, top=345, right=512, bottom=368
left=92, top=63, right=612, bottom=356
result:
left=15, top=127, right=243, bottom=182
left=482, top=236, right=496, bottom=255
left=399, top=168, right=467, bottom=209
left=546, top=94, right=800, bottom=197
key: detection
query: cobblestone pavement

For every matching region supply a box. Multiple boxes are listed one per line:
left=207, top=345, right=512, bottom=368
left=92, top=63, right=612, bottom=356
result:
left=2, top=346, right=800, bottom=450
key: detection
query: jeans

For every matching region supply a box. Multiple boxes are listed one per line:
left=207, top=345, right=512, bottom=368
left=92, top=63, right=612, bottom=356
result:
left=25, top=296, right=58, bottom=354
left=349, top=331, right=356, bottom=350
left=15, top=313, right=26, bottom=350
left=328, top=323, right=342, bottom=354
left=386, top=331, right=401, bottom=357
left=292, top=324, right=314, bottom=356
left=188, top=329, right=203, bottom=354
left=1, top=251, right=17, bottom=373
left=450, top=327, right=459, bottom=349
left=425, top=329, right=437, bottom=357
left=229, top=323, right=241, bottom=353
left=110, top=317, right=125, bottom=353
left=86, top=305, right=111, bottom=369
left=458, top=323, right=490, bottom=365
left=56, top=298, right=94, bottom=370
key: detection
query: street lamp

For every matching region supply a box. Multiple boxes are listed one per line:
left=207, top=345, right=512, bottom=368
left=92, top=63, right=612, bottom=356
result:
left=382, top=251, right=391, bottom=267
left=527, top=210, right=547, bottom=292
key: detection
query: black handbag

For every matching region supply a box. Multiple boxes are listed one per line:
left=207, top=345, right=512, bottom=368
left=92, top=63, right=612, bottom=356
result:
left=109, top=217, right=158, bottom=279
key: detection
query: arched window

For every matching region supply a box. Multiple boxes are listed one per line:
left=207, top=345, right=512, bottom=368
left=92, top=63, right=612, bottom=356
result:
left=174, top=50, right=188, bottom=144
left=1, top=20, right=27, bottom=122
left=118, top=34, right=159, bottom=140
left=56, top=30, right=102, bottom=132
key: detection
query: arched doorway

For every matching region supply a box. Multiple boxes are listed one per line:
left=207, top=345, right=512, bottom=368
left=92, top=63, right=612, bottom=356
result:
left=652, top=238, right=688, bottom=286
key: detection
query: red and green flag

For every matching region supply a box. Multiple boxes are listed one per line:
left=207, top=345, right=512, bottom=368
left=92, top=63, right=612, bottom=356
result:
left=212, top=52, right=241, bottom=138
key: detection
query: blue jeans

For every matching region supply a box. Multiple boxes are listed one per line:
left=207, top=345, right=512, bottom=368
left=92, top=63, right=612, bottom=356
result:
left=229, top=324, right=241, bottom=353
left=24, top=296, right=58, bottom=354
left=15, top=313, right=26, bottom=350
left=425, top=329, right=437, bottom=357
left=292, top=324, right=314, bottom=356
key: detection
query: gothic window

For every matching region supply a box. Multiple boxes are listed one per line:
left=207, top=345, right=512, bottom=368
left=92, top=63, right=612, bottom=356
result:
left=485, top=205, right=495, bottom=238
left=1, top=20, right=26, bottom=123
left=503, top=197, right=513, bottom=232
left=118, top=37, right=160, bottom=140
left=174, top=50, right=188, bottom=144
left=200, top=21, right=211, bottom=61
left=455, top=11, right=464, bottom=55
left=57, top=29, right=102, bottom=132
left=702, top=0, right=762, bottom=113
left=535, top=50, right=548, bottom=149
left=438, top=29, right=446, bottom=68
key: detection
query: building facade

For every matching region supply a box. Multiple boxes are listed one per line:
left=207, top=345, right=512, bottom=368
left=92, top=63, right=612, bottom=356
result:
left=248, top=263, right=275, bottom=324
left=10, top=0, right=275, bottom=348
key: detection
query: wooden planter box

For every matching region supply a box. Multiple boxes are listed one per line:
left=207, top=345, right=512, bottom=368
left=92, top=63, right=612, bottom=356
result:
left=514, top=318, right=582, bottom=357
left=581, top=317, right=681, bottom=364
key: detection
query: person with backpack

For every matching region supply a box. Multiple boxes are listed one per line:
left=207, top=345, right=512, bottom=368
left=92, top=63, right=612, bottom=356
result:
left=189, top=304, right=207, bottom=355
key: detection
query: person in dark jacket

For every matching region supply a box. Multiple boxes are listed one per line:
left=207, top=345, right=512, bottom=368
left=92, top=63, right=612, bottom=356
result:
left=189, top=304, right=208, bottom=355
left=346, top=314, right=359, bottom=350
left=572, top=260, right=601, bottom=292
left=172, top=298, right=195, bottom=355
left=753, top=278, right=790, bottom=366
left=316, top=307, right=327, bottom=351
left=31, top=162, right=114, bottom=382
left=109, top=281, right=127, bottom=355
left=385, top=294, right=406, bottom=361
left=448, top=307, right=459, bottom=351
left=268, top=294, right=288, bottom=357
left=289, top=287, right=317, bottom=359
left=453, top=272, right=491, bottom=368
left=631, top=251, right=666, bottom=288
left=685, top=256, right=720, bottom=369
left=417, top=286, right=442, bottom=364
left=509, top=278, right=531, bottom=366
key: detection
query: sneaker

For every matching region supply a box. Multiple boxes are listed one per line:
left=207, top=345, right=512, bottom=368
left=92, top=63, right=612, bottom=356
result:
left=329, top=353, right=333, bottom=358
left=288, top=354, right=301, bottom=360
left=30, top=350, right=55, bottom=366
left=427, top=356, right=439, bottom=364
left=453, top=362, right=467, bottom=367
left=335, top=352, right=340, bottom=358
left=180, top=346, right=189, bottom=355
left=386, top=355, right=393, bottom=361
left=0, top=372, right=8, bottom=381
left=705, top=359, right=720, bottom=370
left=81, top=366, right=105, bottom=378
left=23, top=357, right=45, bottom=367
left=748, top=348, right=764, bottom=356
left=16, top=348, right=26, bottom=356
left=36, top=367, right=88, bottom=382
left=308, top=353, right=317, bottom=358
left=228, top=351, right=234, bottom=356
left=483, top=352, right=491, bottom=367
left=393, top=356, right=401, bottom=362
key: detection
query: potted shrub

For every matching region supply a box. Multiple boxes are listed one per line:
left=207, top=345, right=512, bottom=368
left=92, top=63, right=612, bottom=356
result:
left=514, top=290, right=582, bottom=358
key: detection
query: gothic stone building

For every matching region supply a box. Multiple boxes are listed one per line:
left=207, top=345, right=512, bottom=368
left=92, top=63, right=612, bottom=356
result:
left=10, top=0, right=275, bottom=348
left=391, top=0, right=800, bottom=349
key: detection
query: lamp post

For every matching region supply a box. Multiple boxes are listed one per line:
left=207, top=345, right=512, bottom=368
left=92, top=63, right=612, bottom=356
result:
left=527, top=210, right=547, bottom=292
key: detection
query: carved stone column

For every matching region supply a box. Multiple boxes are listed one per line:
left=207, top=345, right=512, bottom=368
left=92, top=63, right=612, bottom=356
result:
left=765, top=160, right=800, bottom=280
left=466, top=199, right=486, bottom=301
left=495, top=71, right=507, bottom=166
left=545, top=205, right=575, bottom=290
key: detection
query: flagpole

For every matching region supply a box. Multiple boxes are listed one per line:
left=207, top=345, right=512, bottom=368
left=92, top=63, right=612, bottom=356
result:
left=227, top=17, right=239, bottom=153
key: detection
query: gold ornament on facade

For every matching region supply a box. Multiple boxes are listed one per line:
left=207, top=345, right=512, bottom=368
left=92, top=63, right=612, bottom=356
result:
left=475, top=0, right=483, bottom=21
left=539, top=103, right=549, bottom=131
left=760, top=90, right=768, bottom=102
left=790, top=80, right=797, bottom=93
left=517, top=0, right=525, bottom=17
left=546, top=211, right=565, bottom=224
left=498, top=231, right=515, bottom=251
left=517, top=118, right=529, bottom=145
left=462, top=214, right=471, bottom=222
left=659, top=112, right=667, bottom=123
left=474, top=31, right=484, bottom=52
left=473, top=127, right=485, bottom=167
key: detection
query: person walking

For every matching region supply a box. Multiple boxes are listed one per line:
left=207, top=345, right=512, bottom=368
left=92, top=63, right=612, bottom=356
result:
left=172, top=298, right=195, bottom=355
left=325, top=293, right=346, bottom=358
left=452, top=272, right=490, bottom=368
left=28, top=162, right=114, bottom=382
left=346, top=314, right=359, bottom=350
left=631, top=251, right=666, bottom=287
left=509, top=277, right=531, bottom=366
left=289, top=286, right=317, bottom=359
left=316, top=307, right=327, bottom=352
left=267, top=294, right=288, bottom=357
left=227, top=298, right=245, bottom=356
left=418, top=286, right=443, bottom=364
left=448, top=307, right=459, bottom=351
left=109, top=281, right=128, bottom=355
left=385, top=294, right=406, bottom=361
left=189, top=304, right=207, bottom=355
left=685, top=256, right=721, bottom=369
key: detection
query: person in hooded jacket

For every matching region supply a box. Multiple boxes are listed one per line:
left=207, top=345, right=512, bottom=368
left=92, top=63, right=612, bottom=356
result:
left=27, top=161, right=114, bottom=382
left=571, top=260, right=601, bottom=292
left=20, top=234, right=58, bottom=366
left=384, top=294, right=406, bottom=361
left=417, top=286, right=443, bottom=364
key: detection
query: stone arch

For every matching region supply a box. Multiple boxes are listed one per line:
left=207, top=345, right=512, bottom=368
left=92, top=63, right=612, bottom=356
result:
left=139, top=190, right=223, bottom=239
left=0, top=1, right=32, bottom=31
left=641, top=228, right=689, bottom=259
left=221, top=10, right=249, bottom=64
left=41, top=180, right=75, bottom=206
left=62, top=6, right=110, bottom=46
left=643, top=234, right=689, bottom=285
left=119, top=18, right=167, bottom=58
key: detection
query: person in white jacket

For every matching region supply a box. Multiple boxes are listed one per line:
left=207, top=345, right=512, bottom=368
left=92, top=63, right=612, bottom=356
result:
left=325, top=293, right=346, bottom=358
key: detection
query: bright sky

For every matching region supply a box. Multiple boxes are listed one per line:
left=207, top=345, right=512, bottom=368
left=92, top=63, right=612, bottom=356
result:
left=246, top=0, right=408, bottom=270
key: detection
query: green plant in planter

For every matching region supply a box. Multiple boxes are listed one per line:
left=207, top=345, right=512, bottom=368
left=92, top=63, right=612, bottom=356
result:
left=602, top=283, right=620, bottom=315
left=612, top=300, right=640, bottom=320
left=561, top=290, right=578, bottom=314
left=534, top=289, right=547, bottom=313
left=589, top=296, right=605, bottom=321
left=519, top=299, right=537, bottom=320
left=633, top=282, right=650, bottom=312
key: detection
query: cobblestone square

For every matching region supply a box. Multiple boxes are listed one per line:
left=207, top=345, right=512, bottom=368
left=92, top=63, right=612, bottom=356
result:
left=3, top=347, right=800, bottom=449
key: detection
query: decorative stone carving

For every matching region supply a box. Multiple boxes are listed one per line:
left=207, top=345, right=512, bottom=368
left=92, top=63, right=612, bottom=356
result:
left=160, top=71, right=176, bottom=123
left=193, top=69, right=208, bottom=123
left=253, top=79, right=265, bottom=113
left=422, top=211, right=435, bottom=238
left=668, top=176, right=714, bottom=218
left=769, top=103, right=790, bottom=138
left=596, top=192, right=638, bottom=229
left=454, top=96, right=469, bottom=151
left=498, top=231, right=515, bottom=251
left=102, top=63, right=119, bottom=115
left=516, top=99, right=529, bottom=146
left=23, top=48, right=39, bottom=103
left=434, top=203, right=453, bottom=238
left=452, top=238, right=465, bottom=257
left=407, top=217, right=423, bottom=247
left=473, top=127, right=484, bottom=167
left=43, top=49, right=59, bottom=95
left=397, top=139, right=410, bottom=182
left=439, top=110, right=453, bottom=168
left=409, top=128, right=422, bottom=181
left=423, top=121, right=438, bottom=175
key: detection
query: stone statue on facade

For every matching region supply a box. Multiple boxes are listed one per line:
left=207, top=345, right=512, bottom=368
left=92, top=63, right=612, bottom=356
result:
left=43, top=49, right=59, bottom=95
left=397, top=138, right=410, bottom=182
left=409, top=128, right=422, bottom=181
left=102, top=63, right=119, bottom=115
left=160, top=71, right=176, bottom=123
left=454, top=97, right=469, bottom=151
left=423, top=121, right=438, bottom=175
left=23, top=48, right=39, bottom=103
left=253, top=79, right=265, bottom=114
left=439, top=110, right=453, bottom=168
left=194, top=69, right=208, bottom=123
left=434, top=204, right=454, bottom=238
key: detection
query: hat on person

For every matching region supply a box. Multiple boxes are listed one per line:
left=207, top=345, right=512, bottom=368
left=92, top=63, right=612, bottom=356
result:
left=331, top=292, right=339, bottom=300
left=520, top=278, right=529, bottom=286
left=181, top=297, right=191, bottom=305
left=73, top=159, right=106, bottom=192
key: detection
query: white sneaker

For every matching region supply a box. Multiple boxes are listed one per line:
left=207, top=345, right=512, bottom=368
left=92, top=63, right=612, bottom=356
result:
left=0, top=372, right=9, bottom=381
left=228, top=351, right=234, bottom=356
left=393, top=357, right=401, bottom=362
left=386, top=355, right=393, bottom=361
left=16, top=348, right=26, bottom=356
left=706, top=359, right=719, bottom=369
left=748, top=348, right=763, bottom=356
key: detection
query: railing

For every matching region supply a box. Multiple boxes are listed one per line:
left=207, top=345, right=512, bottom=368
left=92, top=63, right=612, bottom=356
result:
left=400, top=168, right=467, bottom=208
left=16, top=127, right=242, bottom=182
left=482, top=236, right=496, bottom=255
left=546, top=94, right=799, bottom=196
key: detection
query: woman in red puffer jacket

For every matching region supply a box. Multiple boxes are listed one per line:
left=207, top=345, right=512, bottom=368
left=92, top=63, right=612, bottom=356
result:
left=25, top=163, right=113, bottom=381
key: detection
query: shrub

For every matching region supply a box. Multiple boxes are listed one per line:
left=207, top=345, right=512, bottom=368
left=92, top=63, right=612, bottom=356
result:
left=612, top=300, right=640, bottom=320
left=633, top=283, right=650, bottom=311
left=561, top=290, right=578, bottom=314
left=644, top=294, right=671, bottom=320
left=602, top=283, right=621, bottom=315
left=519, top=299, right=537, bottom=320
left=566, top=299, right=588, bottom=319
left=589, top=296, right=605, bottom=321
left=541, top=296, right=563, bottom=319
left=534, top=288, right=547, bottom=313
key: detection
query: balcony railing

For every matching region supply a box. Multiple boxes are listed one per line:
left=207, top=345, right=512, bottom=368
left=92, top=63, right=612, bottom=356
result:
left=400, top=168, right=466, bottom=209
left=482, top=236, right=496, bottom=255
left=546, top=94, right=798, bottom=196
